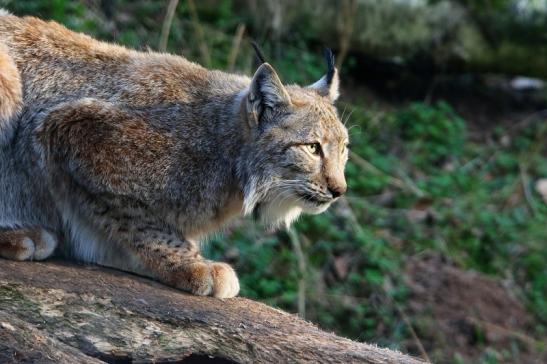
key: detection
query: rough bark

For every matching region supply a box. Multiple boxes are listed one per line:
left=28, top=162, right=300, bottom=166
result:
left=0, top=260, right=419, bottom=363
left=0, top=311, right=103, bottom=364
left=0, top=259, right=424, bottom=364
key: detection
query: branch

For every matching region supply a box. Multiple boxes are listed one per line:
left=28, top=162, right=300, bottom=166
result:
left=158, top=0, right=179, bottom=52
left=187, top=0, right=211, bottom=67
left=227, top=24, right=246, bottom=72
left=0, top=260, right=424, bottom=363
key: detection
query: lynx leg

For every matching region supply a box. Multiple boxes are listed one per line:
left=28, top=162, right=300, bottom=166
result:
left=0, top=228, right=58, bottom=261
left=130, top=232, right=240, bottom=298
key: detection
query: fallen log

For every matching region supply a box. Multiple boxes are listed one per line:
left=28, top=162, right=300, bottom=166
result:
left=241, top=0, right=547, bottom=80
left=0, top=259, right=424, bottom=363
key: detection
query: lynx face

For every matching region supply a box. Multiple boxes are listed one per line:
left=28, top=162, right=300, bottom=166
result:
left=240, top=58, right=348, bottom=227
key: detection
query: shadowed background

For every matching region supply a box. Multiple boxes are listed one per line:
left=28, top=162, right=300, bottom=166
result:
left=1, top=1, right=546, bottom=363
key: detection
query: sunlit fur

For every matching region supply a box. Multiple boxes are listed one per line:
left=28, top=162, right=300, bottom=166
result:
left=0, top=12, right=347, bottom=298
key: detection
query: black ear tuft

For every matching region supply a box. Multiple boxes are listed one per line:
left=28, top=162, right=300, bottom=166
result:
left=251, top=41, right=267, bottom=65
left=323, top=47, right=336, bottom=85
left=307, top=48, right=340, bottom=102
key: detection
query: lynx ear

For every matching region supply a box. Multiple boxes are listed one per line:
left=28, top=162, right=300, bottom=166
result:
left=247, top=63, right=291, bottom=125
left=308, top=48, right=340, bottom=102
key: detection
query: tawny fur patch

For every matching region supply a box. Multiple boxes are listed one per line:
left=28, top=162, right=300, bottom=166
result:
left=0, top=42, right=22, bottom=131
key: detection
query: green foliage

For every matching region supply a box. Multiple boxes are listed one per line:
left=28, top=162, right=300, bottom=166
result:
left=395, top=102, right=466, bottom=169
left=3, top=1, right=547, bottom=362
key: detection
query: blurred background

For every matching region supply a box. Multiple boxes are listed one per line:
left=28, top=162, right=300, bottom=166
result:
left=1, top=0, right=546, bottom=363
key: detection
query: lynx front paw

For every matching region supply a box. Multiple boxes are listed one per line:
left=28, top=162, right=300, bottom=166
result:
left=183, top=261, right=240, bottom=298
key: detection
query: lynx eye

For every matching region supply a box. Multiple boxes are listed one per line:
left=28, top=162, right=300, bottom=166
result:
left=305, top=143, right=322, bottom=156
left=341, top=142, right=350, bottom=154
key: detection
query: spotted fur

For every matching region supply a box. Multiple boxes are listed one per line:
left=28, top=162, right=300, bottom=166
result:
left=0, top=12, right=347, bottom=298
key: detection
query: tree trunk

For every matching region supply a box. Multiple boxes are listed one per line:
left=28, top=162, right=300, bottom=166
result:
left=0, top=260, right=424, bottom=363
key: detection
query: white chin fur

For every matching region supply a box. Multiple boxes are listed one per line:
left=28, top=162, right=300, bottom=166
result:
left=242, top=178, right=331, bottom=229
left=255, top=196, right=332, bottom=229
left=302, top=201, right=331, bottom=215
left=259, top=200, right=303, bottom=229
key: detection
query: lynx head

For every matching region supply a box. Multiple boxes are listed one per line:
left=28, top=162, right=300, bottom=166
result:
left=238, top=49, right=348, bottom=228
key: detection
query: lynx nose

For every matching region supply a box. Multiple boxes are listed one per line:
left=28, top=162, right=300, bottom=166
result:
left=327, top=179, right=347, bottom=198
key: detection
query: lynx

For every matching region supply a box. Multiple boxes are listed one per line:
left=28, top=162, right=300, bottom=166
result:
left=0, top=11, right=348, bottom=298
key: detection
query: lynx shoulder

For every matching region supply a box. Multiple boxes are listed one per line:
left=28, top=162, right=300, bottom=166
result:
left=0, top=11, right=348, bottom=298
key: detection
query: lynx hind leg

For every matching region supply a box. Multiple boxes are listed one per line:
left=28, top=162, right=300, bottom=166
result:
left=0, top=228, right=58, bottom=261
left=0, top=42, right=22, bottom=142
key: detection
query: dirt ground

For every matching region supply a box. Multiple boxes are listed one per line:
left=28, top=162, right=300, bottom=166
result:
left=404, top=253, right=545, bottom=364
